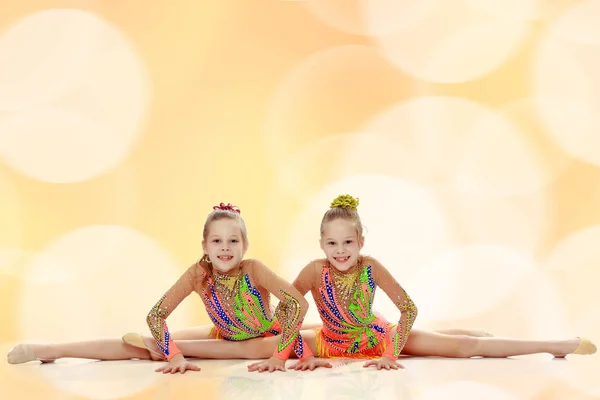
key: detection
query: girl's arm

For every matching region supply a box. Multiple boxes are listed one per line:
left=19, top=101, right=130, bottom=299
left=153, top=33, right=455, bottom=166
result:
left=146, top=263, right=201, bottom=361
left=292, top=260, right=320, bottom=297
left=250, top=259, right=312, bottom=360
left=368, top=256, right=418, bottom=360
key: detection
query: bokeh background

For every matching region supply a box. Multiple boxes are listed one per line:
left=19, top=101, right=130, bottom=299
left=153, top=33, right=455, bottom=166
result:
left=1, top=0, right=600, bottom=399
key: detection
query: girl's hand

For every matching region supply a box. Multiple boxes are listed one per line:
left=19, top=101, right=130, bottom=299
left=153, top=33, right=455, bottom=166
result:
left=155, top=354, right=201, bottom=374
left=363, top=356, right=404, bottom=370
left=247, top=356, right=286, bottom=373
left=287, top=356, right=333, bottom=371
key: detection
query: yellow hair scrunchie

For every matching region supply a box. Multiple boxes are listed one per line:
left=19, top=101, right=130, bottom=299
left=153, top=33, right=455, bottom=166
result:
left=330, top=194, right=359, bottom=210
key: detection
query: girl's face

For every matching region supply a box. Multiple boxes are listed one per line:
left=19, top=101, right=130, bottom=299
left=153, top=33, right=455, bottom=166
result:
left=320, top=218, right=364, bottom=272
left=202, top=219, right=247, bottom=273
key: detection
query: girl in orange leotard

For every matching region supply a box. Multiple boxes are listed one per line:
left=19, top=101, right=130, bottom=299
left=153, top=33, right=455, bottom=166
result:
left=7, top=203, right=314, bottom=373
left=288, top=194, right=596, bottom=371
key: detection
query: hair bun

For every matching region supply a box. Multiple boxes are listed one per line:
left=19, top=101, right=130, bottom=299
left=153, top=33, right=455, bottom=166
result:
left=213, top=203, right=241, bottom=214
left=330, top=194, right=359, bottom=210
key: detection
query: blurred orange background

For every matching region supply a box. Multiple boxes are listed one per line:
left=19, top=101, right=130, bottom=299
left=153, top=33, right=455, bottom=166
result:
left=1, top=0, right=600, bottom=398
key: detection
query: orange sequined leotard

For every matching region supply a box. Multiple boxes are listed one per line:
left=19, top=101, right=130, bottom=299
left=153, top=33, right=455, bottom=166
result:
left=293, top=256, right=417, bottom=360
left=146, top=259, right=312, bottom=361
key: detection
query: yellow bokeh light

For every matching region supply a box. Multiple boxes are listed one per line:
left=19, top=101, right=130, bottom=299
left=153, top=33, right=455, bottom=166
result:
left=265, top=44, right=417, bottom=169
left=0, top=171, right=21, bottom=249
left=462, top=0, right=578, bottom=21
left=303, top=0, right=440, bottom=36
left=543, top=226, right=600, bottom=323
left=363, top=96, right=567, bottom=196
left=451, top=98, right=570, bottom=196
left=17, top=225, right=193, bottom=342
left=407, top=244, right=536, bottom=321
left=0, top=9, right=150, bottom=183
left=533, top=0, right=600, bottom=167
left=373, top=2, right=530, bottom=83
left=441, top=186, right=553, bottom=257
left=0, top=9, right=94, bottom=111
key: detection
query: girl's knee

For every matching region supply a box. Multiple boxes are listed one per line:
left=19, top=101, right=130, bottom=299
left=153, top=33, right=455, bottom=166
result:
left=244, top=339, right=275, bottom=359
left=454, top=336, right=480, bottom=358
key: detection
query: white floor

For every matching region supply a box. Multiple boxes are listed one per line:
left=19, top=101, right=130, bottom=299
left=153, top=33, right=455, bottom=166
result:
left=3, top=354, right=600, bottom=400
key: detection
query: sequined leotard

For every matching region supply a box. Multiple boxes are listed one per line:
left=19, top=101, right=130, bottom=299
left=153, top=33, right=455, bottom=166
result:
left=293, top=256, right=417, bottom=360
left=147, top=259, right=311, bottom=361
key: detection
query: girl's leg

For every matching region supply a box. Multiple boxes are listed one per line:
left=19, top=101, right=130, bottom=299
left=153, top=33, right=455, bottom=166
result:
left=8, top=324, right=219, bottom=364
left=400, top=328, right=589, bottom=358
left=434, top=329, right=493, bottom=337
left=178, top=337, right=279, bottom=359
left=169, top=325, right=215, bottom=340
left=8, top=329, right=321, bottom=365
left=7, top=339, right=152, bottom=364
left=169, top=322, right=322, bottom=340
left=177, top=329, right=320, bottom=359
left=138, top=329, right=320, bottom=360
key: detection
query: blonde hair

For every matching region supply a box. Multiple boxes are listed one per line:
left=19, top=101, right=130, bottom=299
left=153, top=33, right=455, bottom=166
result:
left=320, top=194, right=363, bottom=237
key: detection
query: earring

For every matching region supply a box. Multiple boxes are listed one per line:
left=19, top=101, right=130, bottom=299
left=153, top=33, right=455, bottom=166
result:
left=202, top=254, right=212, bottom=264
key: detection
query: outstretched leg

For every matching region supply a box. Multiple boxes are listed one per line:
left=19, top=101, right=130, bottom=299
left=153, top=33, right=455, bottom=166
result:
left=168, top=322, right=323, bottom=340
left=7, top=329, right=322, bottom=365
left=7, top=339, right=153, bottom=364
left=137, top=329, right=320, bottom=360
left=400, top=328, right=594, bottom=358
left=7, top=323, right=221, bottom=364
left=170, top=325, right=215, bottom=340
left=434, top=329, right=493, bottom=337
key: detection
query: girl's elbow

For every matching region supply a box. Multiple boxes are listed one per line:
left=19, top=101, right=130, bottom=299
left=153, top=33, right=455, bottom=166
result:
left=299, top=296, right=309, bottom=312
left=146, top=312, right=156, bottom=326
left=410, top=304, right=418, bottom=319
